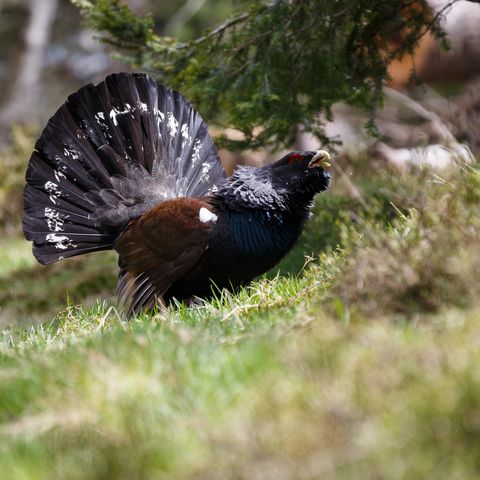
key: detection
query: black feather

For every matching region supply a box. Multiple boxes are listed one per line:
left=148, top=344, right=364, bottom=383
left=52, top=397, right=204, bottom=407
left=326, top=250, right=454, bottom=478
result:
left=24, top=73, right=333, bottom=316
left=23, top=72, right=226, bottom=265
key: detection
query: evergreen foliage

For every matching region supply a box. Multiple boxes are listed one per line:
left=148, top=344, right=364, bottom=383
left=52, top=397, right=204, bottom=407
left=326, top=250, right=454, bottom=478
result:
left=73, top=0, right=447, bottom=150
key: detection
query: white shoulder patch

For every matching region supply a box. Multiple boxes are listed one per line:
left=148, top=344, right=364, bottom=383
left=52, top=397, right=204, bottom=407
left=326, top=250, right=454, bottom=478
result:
left=199, top=207, right=218, bottom=223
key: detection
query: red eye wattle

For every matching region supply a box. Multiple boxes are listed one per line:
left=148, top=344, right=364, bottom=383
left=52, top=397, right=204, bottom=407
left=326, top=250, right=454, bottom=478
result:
left=287, top=153, right=303, bottom=164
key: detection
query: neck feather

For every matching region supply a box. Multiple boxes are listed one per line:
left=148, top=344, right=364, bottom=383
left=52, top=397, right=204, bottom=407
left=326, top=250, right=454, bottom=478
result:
left=213, top=166, right=316, bottom=212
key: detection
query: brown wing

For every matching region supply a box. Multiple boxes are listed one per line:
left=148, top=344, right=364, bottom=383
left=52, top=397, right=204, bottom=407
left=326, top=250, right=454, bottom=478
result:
left=115, top=197, right=216, bottom=316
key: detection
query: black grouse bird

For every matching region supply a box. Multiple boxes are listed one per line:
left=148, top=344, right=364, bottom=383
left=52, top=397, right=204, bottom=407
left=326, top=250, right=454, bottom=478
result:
left=23, top=73, right=332, bottom=316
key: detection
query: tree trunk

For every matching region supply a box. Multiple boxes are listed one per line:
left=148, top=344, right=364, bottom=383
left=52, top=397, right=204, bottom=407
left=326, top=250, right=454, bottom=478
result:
left=0, top=0, right=58, bottom=129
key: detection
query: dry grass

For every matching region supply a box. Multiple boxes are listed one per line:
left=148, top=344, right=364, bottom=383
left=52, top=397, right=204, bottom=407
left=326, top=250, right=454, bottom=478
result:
left=0, top=137, right=480, bottom=478
left=332, top=166, right=480, bottom=318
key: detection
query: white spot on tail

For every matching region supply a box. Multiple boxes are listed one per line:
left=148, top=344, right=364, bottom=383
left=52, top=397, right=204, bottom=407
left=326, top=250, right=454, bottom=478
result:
left=54, top=169, right=66, bottom=182
left=109, top=103, right=133, bottom=126
left=154, top=109, right=165, bottom=131
left=45, top=207, right=67, bottom=232
left=109, top=109, right=118, bottom=126
left=44, top=181, right=62, bottom=204
left=191, top=139, right=202, bottom=164
left=181, top=123, right=190, bottom=147
left=45, top=234, right=77, bottom=250
left=167, top=112, right=178, bottom=137
left=63, top=146, right=79, bottom=160
left=95, top=111, right=111, bottom=136
left=201, top=161, right=212, bottom=181
left=199, top=207, right=218, bottom=223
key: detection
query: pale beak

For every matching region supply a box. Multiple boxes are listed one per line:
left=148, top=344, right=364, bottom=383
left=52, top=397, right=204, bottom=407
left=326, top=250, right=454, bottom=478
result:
left=308, top=150, right=331, bottom=169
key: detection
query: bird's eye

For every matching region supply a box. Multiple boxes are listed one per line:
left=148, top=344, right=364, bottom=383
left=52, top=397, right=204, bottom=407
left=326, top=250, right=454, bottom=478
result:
left=287, top=153, right=303, bottom=164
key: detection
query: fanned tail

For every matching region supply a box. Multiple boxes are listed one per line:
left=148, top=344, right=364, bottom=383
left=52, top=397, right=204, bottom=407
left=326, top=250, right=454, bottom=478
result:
left=23, top=72, right=226, bottom=265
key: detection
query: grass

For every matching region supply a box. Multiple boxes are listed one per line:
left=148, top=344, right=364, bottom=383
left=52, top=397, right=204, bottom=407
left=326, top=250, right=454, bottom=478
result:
left=1, top=159, right=480, bottom=479
left=0, top=245, right=118, bottom=327
left=0, top=236, right=36, bottom=279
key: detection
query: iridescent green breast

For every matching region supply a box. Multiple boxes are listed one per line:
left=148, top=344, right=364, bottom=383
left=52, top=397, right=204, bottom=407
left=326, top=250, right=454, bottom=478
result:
left=205, top=207, right=309, bottom=284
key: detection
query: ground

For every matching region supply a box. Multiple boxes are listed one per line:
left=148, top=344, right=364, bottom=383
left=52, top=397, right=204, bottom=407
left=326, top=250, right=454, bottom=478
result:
left=1, top=157, right=480, bottom=479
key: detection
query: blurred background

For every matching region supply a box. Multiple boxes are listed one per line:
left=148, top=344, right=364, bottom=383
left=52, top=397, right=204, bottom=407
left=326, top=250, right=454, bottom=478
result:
left=0, top=0, right=235, bottom=132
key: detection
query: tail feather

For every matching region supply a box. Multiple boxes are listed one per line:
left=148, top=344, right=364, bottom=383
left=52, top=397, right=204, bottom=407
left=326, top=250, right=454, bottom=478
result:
left=38, top=109, right=113, bottom=186
left=23, top=72, right=226, bottom=265
left=24, top=184, right=94, bottom=220
left=26, top=154, right=97, bottom=207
